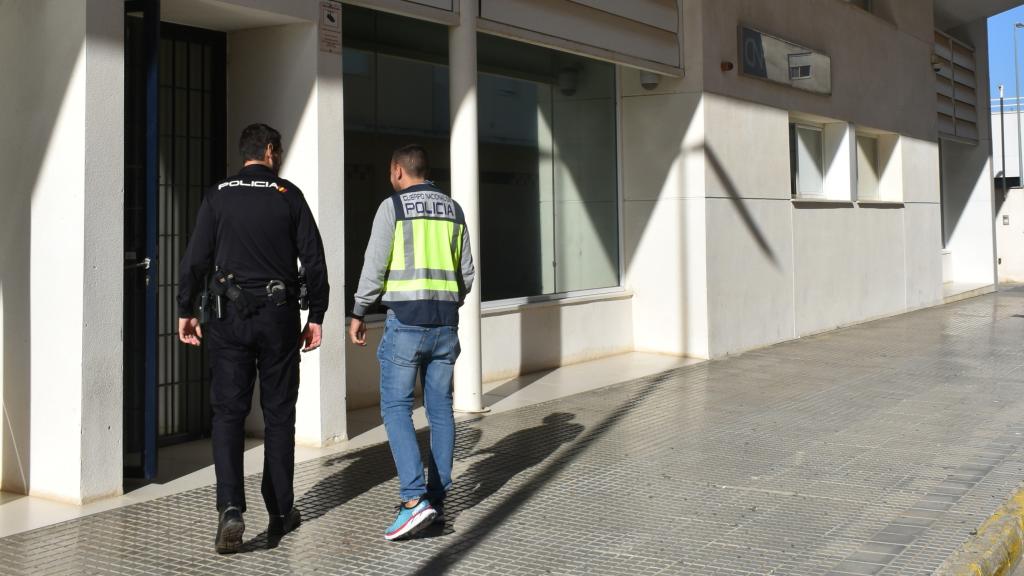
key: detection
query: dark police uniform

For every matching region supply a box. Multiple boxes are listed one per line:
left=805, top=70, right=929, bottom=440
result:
left=177, top=163, right=329, bottom=517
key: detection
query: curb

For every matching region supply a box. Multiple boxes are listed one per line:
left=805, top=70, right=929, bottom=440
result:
left=936, top=485, right=1024, bottom=576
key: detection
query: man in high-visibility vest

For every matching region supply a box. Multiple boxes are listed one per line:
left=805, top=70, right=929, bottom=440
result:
left=349, top=144, right=475, bottom=541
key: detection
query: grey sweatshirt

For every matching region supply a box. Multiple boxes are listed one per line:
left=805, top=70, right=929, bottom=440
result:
left=352, top=183, right=475, bottom=326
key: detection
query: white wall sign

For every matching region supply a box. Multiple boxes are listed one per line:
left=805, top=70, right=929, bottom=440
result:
left=739, top=26, right=831, bottom=95
left=320, top=1, right=342, bottom=54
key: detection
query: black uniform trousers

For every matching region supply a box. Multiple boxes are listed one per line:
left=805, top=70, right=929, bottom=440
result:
left=205, top=299, right=301, bottom=515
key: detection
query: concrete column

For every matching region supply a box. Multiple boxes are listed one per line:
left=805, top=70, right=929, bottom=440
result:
left=450, top=1, right=485, bottom=412
left=228, top=20, right=346, bottom=446
left=1, top=0, right=124, bottom=503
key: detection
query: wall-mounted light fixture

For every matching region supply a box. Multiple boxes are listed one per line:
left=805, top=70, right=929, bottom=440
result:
left=639, top=71, right=661, bottom=90
left=558, top=68, right=579, bottom=96
left=721, top=61, right=735, bottom=72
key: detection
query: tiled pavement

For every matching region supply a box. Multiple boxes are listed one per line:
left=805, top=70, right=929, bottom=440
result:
left=6, top=290, right=1024, bottom=575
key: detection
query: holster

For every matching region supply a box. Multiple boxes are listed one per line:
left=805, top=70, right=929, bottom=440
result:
left=210, top=268, right=261, bottom=319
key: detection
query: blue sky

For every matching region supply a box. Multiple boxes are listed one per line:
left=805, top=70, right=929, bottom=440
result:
left=989, top=5, right=1024, bottom=98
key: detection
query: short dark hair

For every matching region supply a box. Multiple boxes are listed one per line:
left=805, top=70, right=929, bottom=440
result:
left=392, top=144, right=429, bottom=179
left=239, top=123, right=282, bottom=162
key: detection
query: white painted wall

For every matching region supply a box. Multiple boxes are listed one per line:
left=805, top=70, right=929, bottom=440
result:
left=902, top=137, right=945, bottom=308
left=700, top=92, right=943, bottom=352
left=0, top=0, right=123, bottom=503
left=701, top=0, right=936, bottom=143
left=620, top=0, right=709, bottom=360
left=228, top=20, right=347, bottom=447
left=990, top=110, right=1020, bottom=180
left=996, top=189, right=1024, bottom=282
left=940, top=20, right=997, bottom=287
left=344, top=296, right=634, bottom=409
left=701, top=95, right=795, bottom=356
left=81, top=0, right=126, bottom=504
left=691, top=0, right=950, bottom=355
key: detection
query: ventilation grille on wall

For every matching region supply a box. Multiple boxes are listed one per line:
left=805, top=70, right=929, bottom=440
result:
left=934, top=29, right=978, bottom=143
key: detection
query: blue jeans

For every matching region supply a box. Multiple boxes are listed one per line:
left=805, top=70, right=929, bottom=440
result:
left=378, top=311, right=460, bottom=503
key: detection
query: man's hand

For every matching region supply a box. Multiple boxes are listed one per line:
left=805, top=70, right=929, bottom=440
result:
left=178, top=317, right=202, bottom=347
left=301, top=322, right=322, bottom=352
left=348, top=318, right=367, bottom=347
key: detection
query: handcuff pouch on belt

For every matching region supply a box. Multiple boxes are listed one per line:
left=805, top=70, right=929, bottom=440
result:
left=266, top=279, right=288, bottom=307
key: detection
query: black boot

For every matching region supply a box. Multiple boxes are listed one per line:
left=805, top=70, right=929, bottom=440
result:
left=215, top=506, right=245, bottom=554
left=267, top=508, right=302, bottom=544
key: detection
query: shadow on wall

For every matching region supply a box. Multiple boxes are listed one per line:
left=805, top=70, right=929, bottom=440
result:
left=229, top=23, right=318, bottom=437
left=940, top=21, right=994, bottom=264
left=942, top=138, right=994, bottom=244
left=0, top=2, right=88, bottom=495
left=621, top=87, right=701, bottom=357
left=698, top=142, right=779, bottom=269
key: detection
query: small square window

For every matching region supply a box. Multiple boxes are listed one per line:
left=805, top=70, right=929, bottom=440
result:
left=790, top=123, right=824, bottom=197
left=788, top=53, right=812, bottom=80
left=856, top=134, right=880, bottom=200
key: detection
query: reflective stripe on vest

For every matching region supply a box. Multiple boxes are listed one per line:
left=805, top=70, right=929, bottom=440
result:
left=383, top=217, right=463, bottom=303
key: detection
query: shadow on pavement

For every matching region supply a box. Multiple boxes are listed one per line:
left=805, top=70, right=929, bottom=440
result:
left=415, top=412, right=585, bottom=539
left=411, top=375, right=668, bottom=574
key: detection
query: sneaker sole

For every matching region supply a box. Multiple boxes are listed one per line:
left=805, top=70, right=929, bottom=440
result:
left=385, top=508, right=437, bottom=541
left=215, top=521, right=245, bottom=554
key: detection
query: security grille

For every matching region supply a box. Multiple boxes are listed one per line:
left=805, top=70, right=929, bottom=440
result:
left=934, top=29, right=979, bottom=143
left=156, top=23, right=225, bottom=444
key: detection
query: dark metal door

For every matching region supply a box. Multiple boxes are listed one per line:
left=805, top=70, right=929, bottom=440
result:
left=124, top=6, right=226, bottom=479
left=124, top=0, right=159, bottom=479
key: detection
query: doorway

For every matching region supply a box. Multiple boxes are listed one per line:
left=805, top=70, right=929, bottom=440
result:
left=124, top=2, right=226, bottom=479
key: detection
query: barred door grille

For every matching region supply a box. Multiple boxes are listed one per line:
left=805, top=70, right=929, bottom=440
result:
left=156, top=22, right=226, bottom=445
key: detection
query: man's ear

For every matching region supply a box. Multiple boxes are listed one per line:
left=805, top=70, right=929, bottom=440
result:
left=264, top=143, right=274, bottom=163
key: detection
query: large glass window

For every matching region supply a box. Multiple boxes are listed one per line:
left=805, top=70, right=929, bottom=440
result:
left=342, top=7, right=620, bottom=311
left=477, top=35, right=619, bottom=301
left=342, top=7, right=450, bottom=314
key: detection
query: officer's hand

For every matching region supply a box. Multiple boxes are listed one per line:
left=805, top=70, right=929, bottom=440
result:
left=301, top=322, right=322, bottom=353
left=349, top=318, right=367, bottom=347
left=178, top=317, right=202, bottom=347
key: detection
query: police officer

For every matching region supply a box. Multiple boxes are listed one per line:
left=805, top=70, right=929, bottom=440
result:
left=177, top=123, right=329, bottom=554
left=349, top=144, right=475, bottom=540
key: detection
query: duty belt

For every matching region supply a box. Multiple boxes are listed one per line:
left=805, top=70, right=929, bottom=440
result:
left=203, top=269, right=305, bottom=321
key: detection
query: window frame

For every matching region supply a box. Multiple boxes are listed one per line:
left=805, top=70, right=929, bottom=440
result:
left=855, top=131, right=881, bottom=201
left=480, top=60, right=626, bottom=308
left=790, top=122, right=826, bottom=199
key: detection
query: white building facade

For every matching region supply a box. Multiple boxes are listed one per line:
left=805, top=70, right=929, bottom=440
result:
left=0, top=0, right=1011, bottom=504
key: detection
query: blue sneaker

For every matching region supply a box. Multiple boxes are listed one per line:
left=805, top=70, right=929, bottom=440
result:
left=384, top=499, right=436, bottom=541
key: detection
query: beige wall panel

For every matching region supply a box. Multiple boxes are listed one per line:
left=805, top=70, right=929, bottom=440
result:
left=701, top=0, right=936, bottom=141
left=705, top=198, right=796, bottom=357
left=567, top=0, right=678, bottom=33
left=793, top=207, right=907, bottom=336
left=624, top=197, right=709, bottom=358
left=904, top=202, right=944, bottom=308
left=621, top=91, right=704, bottom=201
left=901, top=137, right=940, bottom=204
left=704, top=93, right=791, bottom=201
left=344, top=297, right=635, bottom=408
left=871, top=0, right=934, bottom=45
left=480, top=0, right=680, bottom=68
